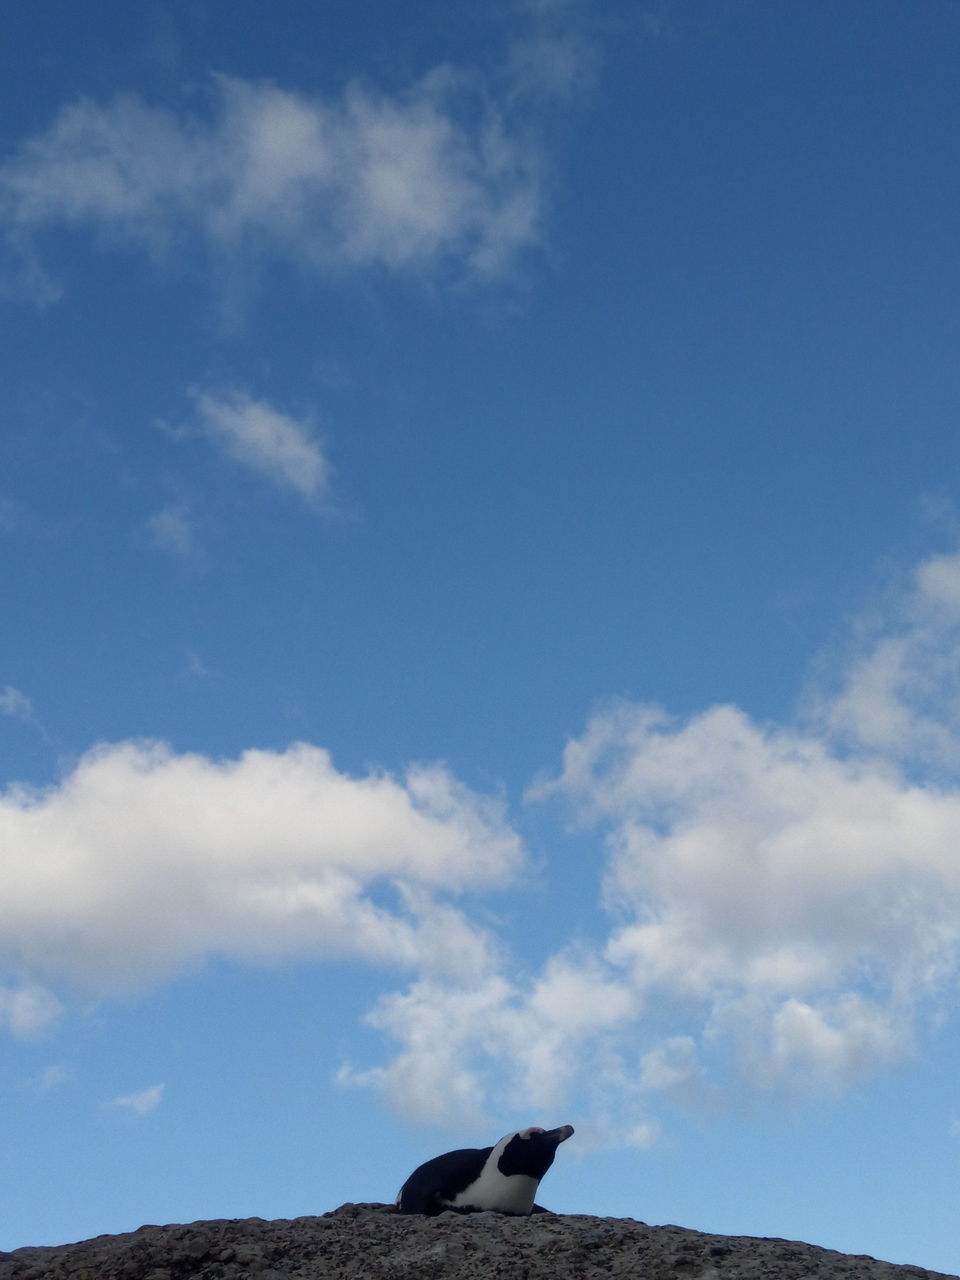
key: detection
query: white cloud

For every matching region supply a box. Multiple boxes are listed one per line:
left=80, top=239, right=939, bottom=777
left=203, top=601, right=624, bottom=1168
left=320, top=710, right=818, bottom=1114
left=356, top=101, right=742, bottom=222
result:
left=340, top=977, right=516, bottom=1128
left=0, top=685, right=36, bottom=723
left=0, top=740, right=523, bottom=1000
left=108, top=1083, right=165, bottom=1117
left=507, top=0, right=602, bottom=100
left=192, top=388, right=330, bottom=499
left=538, top=699, right=960, bottom=1083
left=0, top=982, right=63, bottom=1038
left=637, top=1036, right=699, bottom=1093
left=0, top=685, right=47, bottom=742
left=817, top=550, right=960, bottom=773
left=341, top=956, right=640, bottom=1130
left=765, top=996, right=900, bottom=1090
left=0, top=71, right=541, bottom=288
left=147, top=504, right=195, bottom=556
left=184, top=650, right=216, bottom=680
left=35, top=1063, right=73, bottom=1092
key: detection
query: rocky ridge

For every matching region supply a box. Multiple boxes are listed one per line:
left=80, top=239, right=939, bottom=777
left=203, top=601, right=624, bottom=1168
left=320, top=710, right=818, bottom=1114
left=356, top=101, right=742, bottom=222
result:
left=0, top=1203, right=955, bottom=1280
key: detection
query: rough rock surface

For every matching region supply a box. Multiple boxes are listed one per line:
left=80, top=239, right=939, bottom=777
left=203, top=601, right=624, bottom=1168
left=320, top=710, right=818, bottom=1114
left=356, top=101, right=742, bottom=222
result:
left=0, top=1203, right=955, bottom=1280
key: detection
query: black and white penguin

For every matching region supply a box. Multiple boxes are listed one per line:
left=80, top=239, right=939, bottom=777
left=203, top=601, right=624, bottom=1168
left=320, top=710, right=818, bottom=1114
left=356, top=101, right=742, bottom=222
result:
left=396, top=1124, right=574, bottom=1216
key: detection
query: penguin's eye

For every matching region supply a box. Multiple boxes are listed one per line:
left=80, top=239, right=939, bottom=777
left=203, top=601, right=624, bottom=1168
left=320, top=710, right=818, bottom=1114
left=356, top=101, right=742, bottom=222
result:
left=520, top=1126, right=545, bottom=1139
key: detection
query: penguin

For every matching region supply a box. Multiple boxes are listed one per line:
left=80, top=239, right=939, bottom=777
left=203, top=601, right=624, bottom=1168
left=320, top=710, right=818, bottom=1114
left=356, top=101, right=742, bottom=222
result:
left=396, top=1124, right=574, bottom=1216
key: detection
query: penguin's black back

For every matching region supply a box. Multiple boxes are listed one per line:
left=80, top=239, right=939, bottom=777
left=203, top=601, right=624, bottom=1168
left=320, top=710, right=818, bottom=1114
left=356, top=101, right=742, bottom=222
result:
left=397, top=1145, right=493, bottom=1215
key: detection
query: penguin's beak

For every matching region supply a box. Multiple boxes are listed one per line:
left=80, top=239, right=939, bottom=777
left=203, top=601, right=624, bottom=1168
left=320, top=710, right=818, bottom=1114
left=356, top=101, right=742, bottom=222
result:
left=548, top=1124, right=574, bottom=1145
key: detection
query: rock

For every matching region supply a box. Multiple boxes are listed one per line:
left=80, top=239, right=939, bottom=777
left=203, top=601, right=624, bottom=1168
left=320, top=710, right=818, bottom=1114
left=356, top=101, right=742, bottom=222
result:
left=0, top=1204, right=954, bottom=1280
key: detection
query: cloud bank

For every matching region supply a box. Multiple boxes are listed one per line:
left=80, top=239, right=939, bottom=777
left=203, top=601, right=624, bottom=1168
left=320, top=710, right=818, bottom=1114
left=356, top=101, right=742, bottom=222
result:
left=6, top=551, right=960, bottom=1142
left=0, top=70, right=541, bottom=288
left=346, top=549, right=960, bottom=1134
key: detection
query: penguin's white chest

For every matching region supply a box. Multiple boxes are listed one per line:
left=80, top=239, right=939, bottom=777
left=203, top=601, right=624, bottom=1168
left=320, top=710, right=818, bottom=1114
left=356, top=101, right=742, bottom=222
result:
left=448, top=1161, right=538, bottom=1214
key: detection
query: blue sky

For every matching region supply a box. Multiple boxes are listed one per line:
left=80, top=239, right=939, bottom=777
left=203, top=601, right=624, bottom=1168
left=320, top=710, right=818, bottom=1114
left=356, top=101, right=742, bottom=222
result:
left=2, top=0, right=960, bottom=1272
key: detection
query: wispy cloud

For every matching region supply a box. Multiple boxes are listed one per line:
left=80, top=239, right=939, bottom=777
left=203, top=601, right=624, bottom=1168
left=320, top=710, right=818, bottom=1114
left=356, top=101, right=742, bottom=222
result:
left=0, top=983, right=62, bottom=1038
left=108, top=1084, right=165, bottom=1117
left=35, top=1063, right=73, bottom=1093
left=146, top=504, right=195, bottom=556
left=0, top=70, right=542, bottom=292
left=812, top=550, right=960, bottom=774
left=192, top=388, right=330, bottom=499
left=0, top=685, right=37, bottom=724
left=506, top=0, right=604, bottom=101
left=0, top=685, right=48, bottom=743
left=184, top=649, right=216, bottom=680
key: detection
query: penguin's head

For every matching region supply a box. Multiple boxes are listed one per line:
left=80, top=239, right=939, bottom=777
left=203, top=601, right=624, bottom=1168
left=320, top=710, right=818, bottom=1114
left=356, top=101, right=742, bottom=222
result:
left=496, top=1124, right=575, bottom=1181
